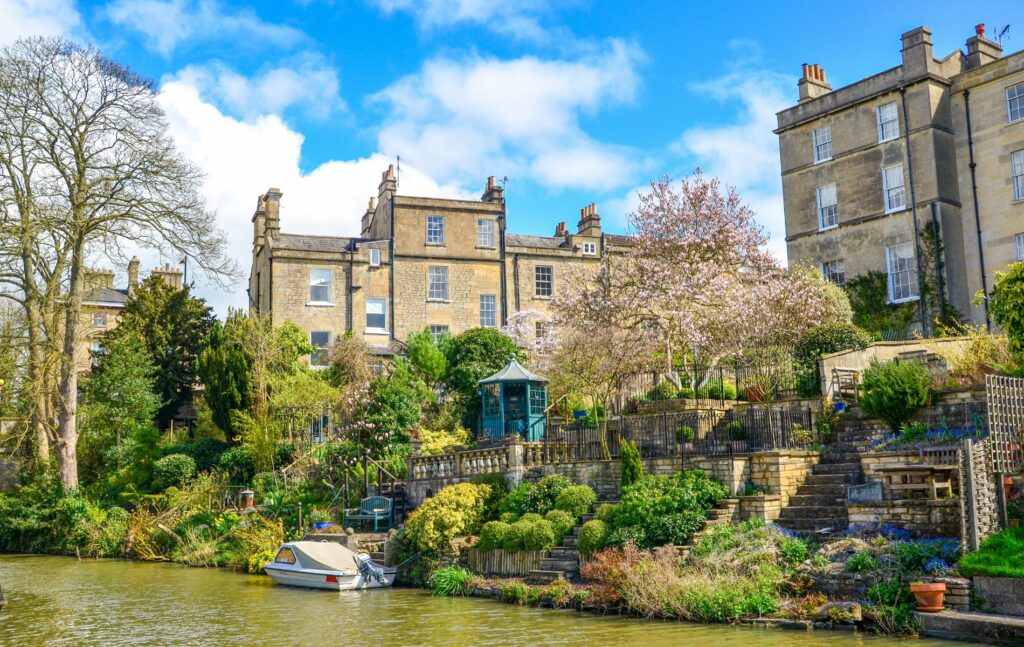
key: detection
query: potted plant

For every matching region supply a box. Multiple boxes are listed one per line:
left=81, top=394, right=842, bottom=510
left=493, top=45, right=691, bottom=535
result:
left=310, top=507, right=333, bottom=530
left=676, top=424, right=695, bottom=452
left=909, top=581, right=946, bottom=612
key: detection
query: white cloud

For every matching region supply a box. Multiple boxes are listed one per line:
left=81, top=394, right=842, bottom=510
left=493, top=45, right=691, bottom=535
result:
left=105, top=0, right=305, bottom=57
left=157, top=79, right=460, bottom=314
left=373, top=40, right=644, bottom=191
left=369, top=0, right=570, bottom=43
left=0, top=0, right=82, bottom=45
left=671, top=60, right=791, bottom=263
left=169, top=56, right=345, bottom=120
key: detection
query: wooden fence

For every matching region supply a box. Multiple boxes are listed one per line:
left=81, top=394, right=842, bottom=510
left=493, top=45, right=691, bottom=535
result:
left=466, top=548, right=544, bottom=576
left=985, top=374, right=1024, bottom=474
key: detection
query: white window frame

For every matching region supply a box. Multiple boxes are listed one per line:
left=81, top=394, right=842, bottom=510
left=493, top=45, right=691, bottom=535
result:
left=427, top=266, right=449, bottom=301
left=816, top=183, right=838, bottom=230
left=309, top=268, right=333, bottom=304
left=309, top=331, right=331, bottom=367
left=480, top=294, right=497, bottom=328
left=429, top=324, right=449, bottom=342
left=369, top=248, right=381, bottom=267
left=812, top=126, right=832, bottom=163
left=1016, top=233, right=1024, bottom=262
left=426, top=215, right=445, bottom=245
left=882, top=164, right=906, bottom=213
left=582, top=241, right=597, bottom=256
left=366, top=298, right=388, bottom=334
left=477, top=219, right=495, bottom=248
left=1008, top=82, right=1024, bottom=123
left=89, top=341, right=104, bottom=367
left=876, top=102, right=899, bottom=142
left=535, top=265, right=553, bottom=297
left=92, top=312, right=107, bottom=328
left=886, top=243, right=919, bottom=303
left=820, top=259, right=845, bottom=286
left=1012, top=150, right=1024, bottom=201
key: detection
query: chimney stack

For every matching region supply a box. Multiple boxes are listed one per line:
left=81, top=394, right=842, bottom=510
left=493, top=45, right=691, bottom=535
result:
left=481, top=175, right=505, bottom=203
left=127, top=256, right=140, bottom=296
left=966, top=22, right=1002, bottom=69
left=83, top=268, right=115, bottom=291
left=361, top=196, right=377, bottom=238
left=576, top=203, right=601, bottom=237
left=263, top=188, right=282, bottom=240
left=900, top=26, right=936, bottom=78
left=798, top=63, right=832, bottom=102
left=554, top=221, right=568, bottom=238
left=378, top=164, right=397, bottom=201
left=150, top=263, right=183, bottom=291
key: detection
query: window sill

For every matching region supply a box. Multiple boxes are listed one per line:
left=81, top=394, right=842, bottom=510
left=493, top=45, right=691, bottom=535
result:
left=884, top=207, right=906, bottom=215
left=888, top=296, right=920, bottom=305
left=1012, top=196, right=1024, bottom=204
left=533, top=294, right=552, bottom=300
left=426, top=298, right=451, bottom=303
left=813, top=157, right=832, bottom=165
left=476, top=245, right=496, bottom=250
left=878, top=135, right=899, bottom=144
left=365, top=329, right=389, bottom=336
left=306, top=301, right=335, bottom=307
left=818, top=224, right=838, bottom=232
left=426, top=242, right=446, bottom=247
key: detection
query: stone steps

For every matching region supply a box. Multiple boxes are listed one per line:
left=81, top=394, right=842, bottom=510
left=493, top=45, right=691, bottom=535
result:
left=811, top=462, right=864, bottom=474
left=548, top=547, right=579, bottom=560
left=526, top=570, right=567, bottom=585
left=803, top=473, right=862, bottom=486
left=786, top=494, right=846, bottom=507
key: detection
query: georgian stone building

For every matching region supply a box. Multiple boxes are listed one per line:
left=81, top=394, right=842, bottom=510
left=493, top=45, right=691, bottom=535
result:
left=776, top=24, right=1024, bottom=330
left=248, top=166, right=629, bottom=365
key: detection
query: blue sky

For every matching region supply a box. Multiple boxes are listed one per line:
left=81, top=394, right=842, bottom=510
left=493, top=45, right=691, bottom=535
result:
left=3, top=0, right=1021, bottom=312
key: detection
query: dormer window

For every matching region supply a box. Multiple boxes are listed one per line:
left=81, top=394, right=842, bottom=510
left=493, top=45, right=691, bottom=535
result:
left=582, top=242, right=597, bottom=256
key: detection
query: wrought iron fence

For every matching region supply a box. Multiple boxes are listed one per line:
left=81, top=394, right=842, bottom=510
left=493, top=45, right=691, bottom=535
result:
left=545, top=407, right=815, bottom=460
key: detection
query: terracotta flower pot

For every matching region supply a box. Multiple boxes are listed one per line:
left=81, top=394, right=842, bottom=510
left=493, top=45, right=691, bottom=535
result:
left=909, top=582, right=946, bottom=612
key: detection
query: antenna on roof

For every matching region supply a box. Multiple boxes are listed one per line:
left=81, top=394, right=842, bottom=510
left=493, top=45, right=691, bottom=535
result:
left=500, top=176, right=508, bottom=189
left=396, top=155, right=401, bottom=189
left=995, top=25, right=1011, bottom=45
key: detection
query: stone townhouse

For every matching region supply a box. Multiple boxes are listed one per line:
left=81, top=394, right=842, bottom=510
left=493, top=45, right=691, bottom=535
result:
left=248, top=166, right=630, bottom=366
left=776, top=24, right=1024, bottom=331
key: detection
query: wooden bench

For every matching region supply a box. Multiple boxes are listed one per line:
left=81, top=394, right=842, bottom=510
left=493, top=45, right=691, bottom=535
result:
left=875, top=464, right=957, bottom=500
left=343, top=496, right=393, bottom=532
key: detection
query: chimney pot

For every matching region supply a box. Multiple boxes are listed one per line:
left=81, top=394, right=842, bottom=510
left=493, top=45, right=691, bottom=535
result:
left=976, top=23, right=985, bottom=38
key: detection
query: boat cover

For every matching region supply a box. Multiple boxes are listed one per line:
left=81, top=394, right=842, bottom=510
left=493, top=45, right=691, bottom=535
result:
left=290, top=541, right=362, bottom=572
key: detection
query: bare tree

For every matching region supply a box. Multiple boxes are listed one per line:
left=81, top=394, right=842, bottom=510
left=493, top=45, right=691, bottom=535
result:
left=0, top=37, right=237, bottom=487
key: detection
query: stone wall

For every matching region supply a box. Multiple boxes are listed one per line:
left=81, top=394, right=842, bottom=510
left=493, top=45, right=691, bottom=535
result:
left=749, top=450, right=819, bottom=506
left=738, top=494, right=782, bottom=522
left=848, top=499, right=960, bottom=536
left=973, top=576, right=1024, bottom=616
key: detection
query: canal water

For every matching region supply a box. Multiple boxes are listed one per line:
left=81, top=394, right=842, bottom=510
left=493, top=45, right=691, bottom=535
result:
left=0, top=555, right=973, bottom=646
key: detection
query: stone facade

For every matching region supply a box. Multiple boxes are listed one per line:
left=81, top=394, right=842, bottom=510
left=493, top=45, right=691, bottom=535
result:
left=249, top=169, right=628, bottom=363
left=776, top=24, right=1023, bottom=329
left=848, top=499, right=960, bottom=536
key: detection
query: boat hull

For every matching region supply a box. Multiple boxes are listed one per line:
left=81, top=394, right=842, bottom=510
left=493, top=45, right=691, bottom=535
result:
left=263, top=565, right=397, bottom=591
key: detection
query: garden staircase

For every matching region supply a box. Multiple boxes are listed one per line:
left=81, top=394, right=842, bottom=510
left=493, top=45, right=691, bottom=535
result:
left=677, top=498, right=739, bottom=559
left=526, top=501, right=619, bottom=584
left=775, top=445, right=865, bottom=534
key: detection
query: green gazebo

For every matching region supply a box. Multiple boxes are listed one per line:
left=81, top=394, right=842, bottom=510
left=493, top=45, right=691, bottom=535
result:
left=479, top=354, right=548, bottom=441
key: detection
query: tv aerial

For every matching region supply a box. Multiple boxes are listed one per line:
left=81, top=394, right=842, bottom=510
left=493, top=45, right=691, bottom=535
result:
left=994, top=25, right=1011, bottom=45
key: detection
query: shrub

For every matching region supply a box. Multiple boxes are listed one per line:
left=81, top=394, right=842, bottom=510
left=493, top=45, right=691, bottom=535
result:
left=606, top=524, right=647, bottom=548
left=476, top=520, right=511, bottom=551
left=247, top=547, right=276, bottom=574
left=402, top=482, right=491, bottom=552
left=162, top=438, right=228, bottom=473
left=554, top=485, right=597, bottom=520
left=794, top=322, right=874, bottom=368
left=152, top=454, right=197, bottom=490
left=845, top=550, right=880, bottom=573
left=677, top=387, right=695, bottom=399
left=676, top=425, right=695, bottom=444
left=698, top=380, right=737, bottom=400
left=610, top=471, right=727, bottom=549
left=645, top=511, right=707, bottom=546
left=429, top=566, right=476, bottom=597
left=988, top=262, right=1024, bottom=365
left=218, top=445, right=256, bottom=483
left=523, top=475, right=572, bottom=516
left=504, top=517, right=557, bottom=551
left=498, top=482, right=532, bottom=518
left=500, top=581, right=530, bottom=604
left=578, top=519, right=609, bottom=555
left=866, top=578, right=919, bottom=635
left=545, top=510, right=575, bottom=539
left=780, top=538, right=809, bottom=565
left=959, top=528, right=1024, bottom=578
left=595, top=503, right=617, bottom=522
left=648, top=381, right=678, bottom=401
left=620, top=440, right=643, bottom=489
left=726, top=420, right=746, bottom=441
left=470, top=473, right=510, bottom=522
left=859, top=359, right=931, bottom=432
left=418, top=427, right=471, bottom=455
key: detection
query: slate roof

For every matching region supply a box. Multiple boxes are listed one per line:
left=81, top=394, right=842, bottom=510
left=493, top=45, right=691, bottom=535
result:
left=275, top=233, right=353, bottom=253
left=504, top=234, right=567, bottom=249
left=604, top=234, right=634, bottom=246
left=479, top=354, right=548, bottom=384
left=83, top=287, right=128, bottom=306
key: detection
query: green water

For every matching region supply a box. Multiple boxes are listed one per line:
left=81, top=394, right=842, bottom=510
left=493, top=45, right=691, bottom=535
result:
left=0, top=555, right=972, bottom=646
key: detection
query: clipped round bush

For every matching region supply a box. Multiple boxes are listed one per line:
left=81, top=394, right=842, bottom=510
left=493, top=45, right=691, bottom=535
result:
left=676, top=425, right=695, bottom=443
left=595, top=503, right=617, bottom=523
left=475, top=521, right=511, bottom=551
left=698, top=380, right=737, bottom=400
left=403, top=482, right=491, bottom=552
left=578, top=519, right=609, bottom=555
left=647, top=381, right=677, bottom=401
left=554, top=485, right=597, bottom=520
left=545, top=510, right=575, bottom=538
left=518, top=512, right=544, bottom=524
left=152, top=454, right=196, bottom=490
left=726, top=421, right=746, bottom=441
left=504, top=518, right=557, bottom=551
left=793, top=322, right=874, bottom=368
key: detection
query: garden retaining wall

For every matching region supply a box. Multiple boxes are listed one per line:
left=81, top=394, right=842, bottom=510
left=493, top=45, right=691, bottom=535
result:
left=973, top=576, right=1024, bottom=616
left=847, top=500, right=960, bottom=536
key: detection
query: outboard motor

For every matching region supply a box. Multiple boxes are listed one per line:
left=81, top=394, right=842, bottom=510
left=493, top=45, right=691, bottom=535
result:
left=357, top=553, right=386, bottom=583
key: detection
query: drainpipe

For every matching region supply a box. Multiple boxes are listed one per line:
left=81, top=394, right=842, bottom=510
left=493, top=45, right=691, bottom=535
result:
left=499, top=198, right=508, bottom=326
left=513, top=254, right=521, bottom=312
left=899, top=87, right=929, bottom=336
left=346, top=247, right=354, bottom=333
left=389, top=195, right=396, bottom=342
left=930, top=203, right=947, bottom=320
left=962, top=89, right=992, bottom=330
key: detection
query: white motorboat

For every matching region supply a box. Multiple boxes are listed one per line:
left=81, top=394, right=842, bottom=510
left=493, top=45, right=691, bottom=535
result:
left=263, top=540, right=397, bottom=591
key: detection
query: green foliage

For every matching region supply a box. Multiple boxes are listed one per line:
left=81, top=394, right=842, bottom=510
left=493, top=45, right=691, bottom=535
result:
left=152, top=454, right=197, bottom=490
left=402, top=482, right=491, bottom=552
left=407, top=327, right=449, bottom=385
left=418, top=427, right=471, bottom=455
left=109, top=275, right=214, bottom=426
left=648, top=381, right=678, bottom=401
left=500, top=474, right=572, bottom=517
left=218, top=445, right=256, bottom=483
left=162, top=438, right=229, bottom=473
left=726, top=420, right=746, bottom=441
left=620, top=439, right=643, bottom=489
left=780, top=538, right=809, bottom=565
left=859, top=359, right=931, bottom=432
left=195, top=313, right=251, bottom=438
left=469, top=473, right=509, bottom=522
left=360, top=359, right=430, bottom=452
left=475, top=520, right=511, bottom=551
left=595, top=503, right=617, bottom=522
left=866, top=578, right=919, bottom=635
left=610, top=471, right=727, bottom=549
left=676, top=425, right=695, bottom=444
left=429, top=565, right=475, bottom=597
left=578, top=519, right=609, bottom=555
left=544, top=509, right=575, bottom=538
left=793, top=322, right=874, bottom=368
left=959, top=528, right=1024, bottom=578
left=844, top=271, right=917, bottom=336
left=696, top=380, right=737, bottom=400
left=845, top=550, right=880, bottom=573
left=443, top=328, right=525, bottom=424
left=504, top=516, right=557, bottom=551
left=554, top=484, right=597, bottom=519
left=988, top=262, right=1024, bottom=366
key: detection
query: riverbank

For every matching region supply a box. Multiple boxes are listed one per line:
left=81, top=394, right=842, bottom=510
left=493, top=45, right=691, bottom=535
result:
left=0, top=555, right=972, bottom=647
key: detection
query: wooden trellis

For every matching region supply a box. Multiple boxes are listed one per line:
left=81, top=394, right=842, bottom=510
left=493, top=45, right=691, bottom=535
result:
left=985, top=374, right=1024, bottom=474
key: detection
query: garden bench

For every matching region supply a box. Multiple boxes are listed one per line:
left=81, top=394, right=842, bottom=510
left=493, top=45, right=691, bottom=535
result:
left=830, top=367, right=860, bottom=401
left=876, top=464, right=957, bottom=500
left=343, top=496, right=393, bottom=532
